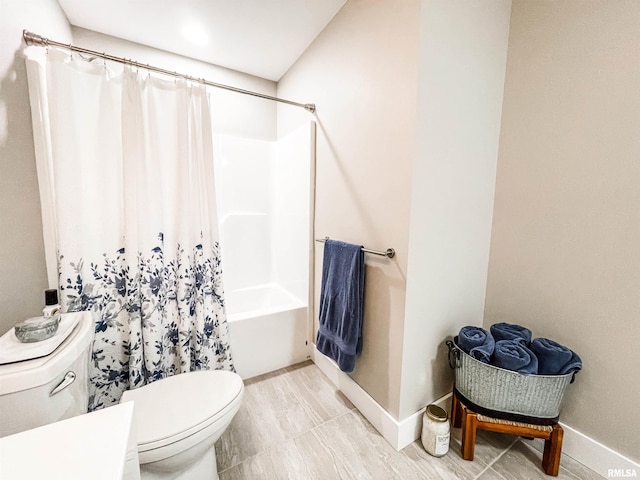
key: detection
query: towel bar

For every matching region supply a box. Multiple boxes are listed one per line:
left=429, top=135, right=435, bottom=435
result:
left=315, top=237, right=395, bottom=258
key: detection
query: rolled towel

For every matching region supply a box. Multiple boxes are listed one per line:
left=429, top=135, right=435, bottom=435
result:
left=530, top=338, right=582, bottom=375
left=492, top=339, right=538, bottom=374
left=490, top=322, right=532, bottom=345
left=457, top=326, right=495, bottom=364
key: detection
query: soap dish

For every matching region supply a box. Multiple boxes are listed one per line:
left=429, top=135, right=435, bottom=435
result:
left=14, top=316, right=60, bottom=343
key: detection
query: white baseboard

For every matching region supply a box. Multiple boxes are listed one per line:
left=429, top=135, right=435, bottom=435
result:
left=311, top=348, right=449, bottom=451
left=526, top=424, right=639, bottom=479
left=311, top=349, right=639, bottom=477
left=311, top=348, right=407, bottom=450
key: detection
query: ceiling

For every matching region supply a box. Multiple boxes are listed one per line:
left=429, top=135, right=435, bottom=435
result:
left=57, top=0, right=347, bottom=81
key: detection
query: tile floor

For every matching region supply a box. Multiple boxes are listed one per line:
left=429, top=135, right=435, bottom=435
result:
left=216, top=361, right=604, bottom=479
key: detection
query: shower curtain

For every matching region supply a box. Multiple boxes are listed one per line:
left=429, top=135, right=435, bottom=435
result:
left=25, top=48, right=234, bottom=410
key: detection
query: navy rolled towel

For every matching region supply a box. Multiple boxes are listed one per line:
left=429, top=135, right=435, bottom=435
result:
left=490, top=322, right=532, bottom=345
left=458, top=326, right=495, bottom=364
left=530, top=338, right=582, bottom=375
left=492, top=340, right=538, bottom=374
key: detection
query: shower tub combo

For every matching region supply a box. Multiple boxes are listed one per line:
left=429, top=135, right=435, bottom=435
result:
left=225, top=284, right=308, bottom=379
left=214, top=122, right=315, bottom=379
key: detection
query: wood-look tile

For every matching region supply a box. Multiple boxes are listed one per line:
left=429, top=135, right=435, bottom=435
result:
left=401, top=426, right=516, bottom=480
left=216, top=365, right=321, bottom=471
left=248, top=364, right=324, bottom=434
left=440, top=425, right=519, bottom=476
left=490, top=440, right=605, bottom=480
left=216, top=377, right=310, bottom=469
left=216, top=362, right=602, bottom=480
left=403, top=438, right=494, bottom=479
left=242, top=366, right=290, bottom=386
left=400, top=441, right=481, bottom=480
left=294, top=410, right=429, bottom=479
left=476, top=466, right=510, bottom=479
left=214, top=401, right=258, bottom=470
left=219, top=440, right=312, bottom=480
left=283, top=360, right=355, bottom=421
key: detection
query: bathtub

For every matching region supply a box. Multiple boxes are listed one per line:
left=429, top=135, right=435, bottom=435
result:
left=225, top=284, right=310, bottom=379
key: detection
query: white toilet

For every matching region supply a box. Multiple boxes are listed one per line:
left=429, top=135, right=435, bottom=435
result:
left=0, top=308, right=242, bottom=480
left=0, top=311, right=94, bottom=437
left=120, top=369, right=244, bottom=480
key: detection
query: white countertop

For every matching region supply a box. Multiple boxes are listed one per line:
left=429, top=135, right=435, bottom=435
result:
left=0, top=402, right=138, bottom=480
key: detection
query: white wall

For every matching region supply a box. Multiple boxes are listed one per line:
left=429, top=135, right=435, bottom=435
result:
left=399, top=0, right=512, bottom=419
left=0, top=0, right=72, bottom=335
left=71, top=27, right=277, bottom=141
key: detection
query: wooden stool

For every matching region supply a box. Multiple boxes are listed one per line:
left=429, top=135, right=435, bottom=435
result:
left=451, top=390, right=564, bottom=476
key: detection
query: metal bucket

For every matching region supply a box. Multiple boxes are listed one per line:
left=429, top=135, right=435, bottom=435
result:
left=447, top=339, right=576, bottom=425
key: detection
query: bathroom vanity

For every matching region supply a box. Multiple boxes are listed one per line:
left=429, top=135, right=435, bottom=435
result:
left=0, top=402, right=139, bottom=479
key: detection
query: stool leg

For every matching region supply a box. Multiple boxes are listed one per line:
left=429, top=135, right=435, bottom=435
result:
left=461, top=408, right=477, bottom=461
left=451, top=391, right=462, bottom=428
left=542, top=424, right=563, bottom=476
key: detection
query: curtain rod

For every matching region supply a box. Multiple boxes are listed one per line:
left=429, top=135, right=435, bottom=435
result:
left=22, top=30, right=316, bottom=114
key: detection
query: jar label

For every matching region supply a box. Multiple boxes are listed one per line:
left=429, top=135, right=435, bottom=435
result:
left=435, top=433, right=450, bottom=455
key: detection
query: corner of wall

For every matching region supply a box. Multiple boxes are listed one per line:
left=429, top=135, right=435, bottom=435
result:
left=0, top=0, right=72, bottom=335
left=398, top=0, right=512, bottom=420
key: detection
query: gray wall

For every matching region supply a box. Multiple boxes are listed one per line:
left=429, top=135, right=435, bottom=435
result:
left=277, top=0, right=421, bottom=418
left=485, top=0, right=640, bottom=462
left=0, top=0, right=72, bottom=335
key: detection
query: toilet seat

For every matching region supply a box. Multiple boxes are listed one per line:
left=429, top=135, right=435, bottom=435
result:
left=120, top=370, right=243, bottom=453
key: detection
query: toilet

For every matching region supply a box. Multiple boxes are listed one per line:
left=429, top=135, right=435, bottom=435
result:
left=0, top=308, right=242, bottom=480
left=0, top=311, right=94, bottom=438
left=120, top=369, right=244, bottom=480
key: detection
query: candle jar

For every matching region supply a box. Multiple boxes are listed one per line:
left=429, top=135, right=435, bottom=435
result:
left=421, top=404, right=450, bottom=457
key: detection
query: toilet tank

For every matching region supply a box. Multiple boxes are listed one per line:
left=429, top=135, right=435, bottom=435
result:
left=0, top=311, right=94, bottom=437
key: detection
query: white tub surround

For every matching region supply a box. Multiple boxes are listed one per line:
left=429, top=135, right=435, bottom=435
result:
left=215, top=122, right=315, bottom=379
left=227, top=285, right=309, bottom=379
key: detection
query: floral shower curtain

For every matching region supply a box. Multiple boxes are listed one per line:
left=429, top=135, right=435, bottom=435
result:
left=25, top=48, right=234, bottom=410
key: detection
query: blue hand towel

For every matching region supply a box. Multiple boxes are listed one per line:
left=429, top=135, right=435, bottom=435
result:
left=458, top=326, right=495, bottom=364
left=316, top=240, right=365, bottom=373
left=530, top=338, right=582, bottom=375
left=492, top=340, right=538, bottom=374
left=490, top=322, right=532, bottom=345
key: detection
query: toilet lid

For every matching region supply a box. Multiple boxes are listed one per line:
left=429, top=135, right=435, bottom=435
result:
left=121, top=370, right=243, bottom=448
